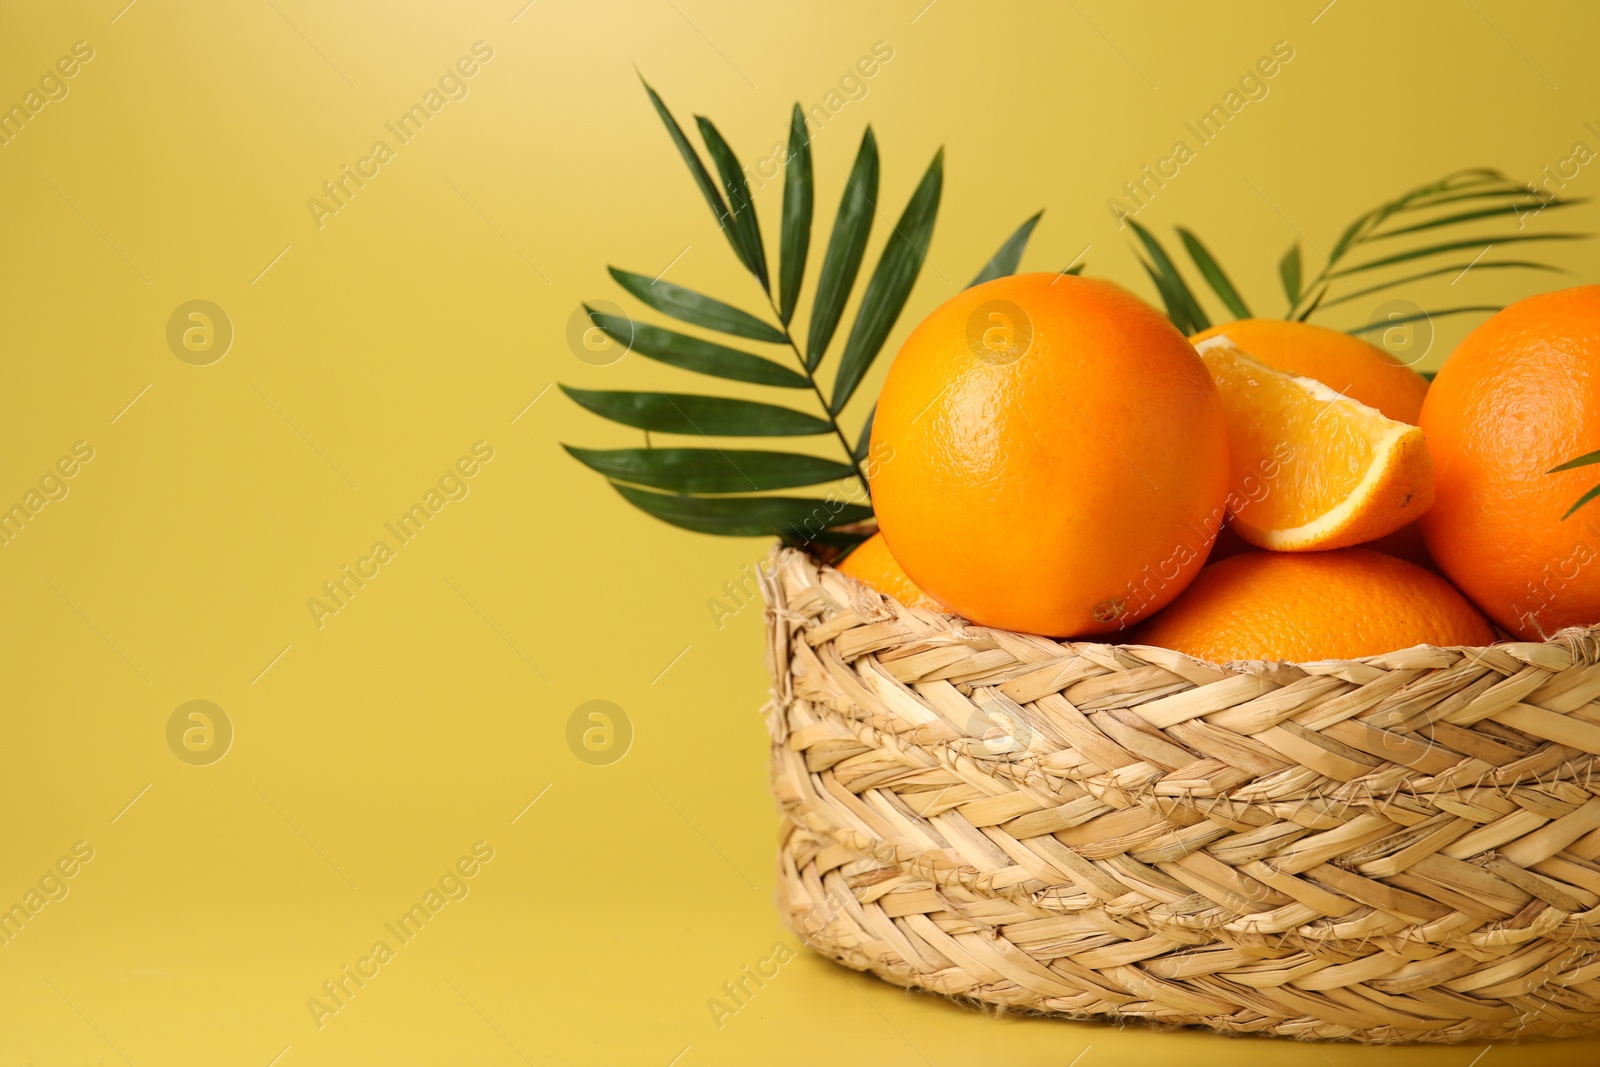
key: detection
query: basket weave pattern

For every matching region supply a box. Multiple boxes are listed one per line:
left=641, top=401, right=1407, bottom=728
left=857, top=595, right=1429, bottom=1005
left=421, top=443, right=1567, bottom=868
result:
left=761, top=547, right=1600, bottom=1042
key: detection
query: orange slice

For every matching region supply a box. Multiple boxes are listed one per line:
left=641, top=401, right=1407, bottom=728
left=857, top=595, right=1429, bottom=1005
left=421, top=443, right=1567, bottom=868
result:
left=1195, top=334, right=1434, bottom=551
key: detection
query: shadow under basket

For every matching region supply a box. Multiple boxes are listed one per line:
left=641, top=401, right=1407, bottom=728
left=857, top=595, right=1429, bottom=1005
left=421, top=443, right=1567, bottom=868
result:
left=759, top=546, right=1600, bottom=1043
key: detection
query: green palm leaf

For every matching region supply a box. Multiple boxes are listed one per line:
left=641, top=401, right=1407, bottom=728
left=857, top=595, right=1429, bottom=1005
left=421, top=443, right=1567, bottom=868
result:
left=1400, top=185, right=1546, bottom=211
left=1328, top=210, right=1383, bottom=265
left=1126, top=218, right=1209, bottom=332
left=1133, top=254, right=1189, bottom=332
left=560, top=386, right=830, bottom=436
left=1560, top=484, right=1600, bottom=521
left=1344, top=233, right=1589, bottom=274
left=968, top=211, right=1042, bottom=288
left=579, top=85, right=941, bottom=540
left=1177, top=228, right=1251, bottom=318
left=1369, top=198, right=1584, bottom=240
left=1294, top=285, right=1328, bottom=322
left=564, top=446, right=853, bottom=493
left=695, top=116, right=769, bottom=288
left=854, top=403, right=876, bottom=464
left=1279, top=243, right=1302, bottom=308
left=611, top=483, right=873, bottom=538
left=1400, top=174, right=1533, bottom=210
left=639, top=77, right=743, bottom=266
left=806, top=128, right=879, bottom=371
left=607, top=268, right=785, bottom=343
left=1318, top=260, right=1562, bottom=309
left=586, top=310, right=806, bottom=388
left=778, top=104, right=813, bottom=326
left=1550, top=450, right=1600, bottom=473
left=1345, top=305, right=1502, bottom=335
left=1283, top=169, right=1584, bottom=321
left=830, top=148, right=944, bottom=414
left=1552, top=450, right=1600, bottom=521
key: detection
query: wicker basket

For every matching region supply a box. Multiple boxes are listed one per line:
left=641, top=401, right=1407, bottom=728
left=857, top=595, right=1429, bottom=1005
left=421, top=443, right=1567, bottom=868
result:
left=760, top=546, right=1600, bottom=1043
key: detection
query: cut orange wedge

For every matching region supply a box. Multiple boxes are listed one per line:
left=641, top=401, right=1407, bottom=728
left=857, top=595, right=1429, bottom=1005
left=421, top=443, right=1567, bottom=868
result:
left=1196, top=334, right=1435, bottom=551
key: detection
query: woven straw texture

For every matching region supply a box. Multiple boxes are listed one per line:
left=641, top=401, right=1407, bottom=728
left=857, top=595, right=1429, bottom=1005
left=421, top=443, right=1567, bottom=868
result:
left=761, top=546, right=1600, bottom=1043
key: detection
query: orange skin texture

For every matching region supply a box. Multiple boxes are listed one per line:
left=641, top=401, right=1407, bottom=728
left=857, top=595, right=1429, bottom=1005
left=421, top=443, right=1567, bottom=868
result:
left=836, top=533, right=948, bottom=612
left=1420, top=285, right=1600, bottom=639
left=871, top=273, right=1230, bottom=637
left=1133, top=549, right=1495, bottom=663
left=1192, top=318, right=1431, bottom=424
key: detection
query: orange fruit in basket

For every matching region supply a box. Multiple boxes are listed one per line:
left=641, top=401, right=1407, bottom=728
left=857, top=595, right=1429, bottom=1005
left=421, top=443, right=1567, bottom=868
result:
left=836, top=533, right=947, bottom=612
left=870, top=273, right=1229, bottom=637
left=1197, top=335, right=1435, bottom=551
left=1420, top=285, right=1600, bottom=639
left=1134, top=549, right=1495, bottom=662
left=1191, top=318, right=1430, bottom=423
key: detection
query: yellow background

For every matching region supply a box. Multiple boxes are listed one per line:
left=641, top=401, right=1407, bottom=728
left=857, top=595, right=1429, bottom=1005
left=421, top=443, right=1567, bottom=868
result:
left=3, top=0, right=1600, bottom=1063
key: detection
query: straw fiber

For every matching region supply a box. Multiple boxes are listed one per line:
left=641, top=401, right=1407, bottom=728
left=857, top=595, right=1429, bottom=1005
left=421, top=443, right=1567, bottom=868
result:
left=762, top=547, right=1600, bottom=1042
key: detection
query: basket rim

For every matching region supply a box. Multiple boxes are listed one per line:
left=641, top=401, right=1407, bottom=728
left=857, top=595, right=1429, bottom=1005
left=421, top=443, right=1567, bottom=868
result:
left=773, top=544, right=1600, bottom=673
left=761, top=544, right=1600, bottom=810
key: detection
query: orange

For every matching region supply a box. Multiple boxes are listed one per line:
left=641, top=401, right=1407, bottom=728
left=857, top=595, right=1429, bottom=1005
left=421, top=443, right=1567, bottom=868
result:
left=1191, top=318, right=1430, bottom=423
left=870, top=273, right=1229, bottom=637
left=1420, top=285, right=1600, bottom=638
left=1197, top=336, right=1434, bottom=550
left=836, top=533, right=947, bottom=612
left=1134, top=549, right=1496, bottom=663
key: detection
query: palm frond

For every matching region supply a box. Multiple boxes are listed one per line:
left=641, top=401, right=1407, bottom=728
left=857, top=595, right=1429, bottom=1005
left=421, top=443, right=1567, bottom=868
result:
left=1126, top=218, right=1209, bottom=333
left=1287, top=169, right=1587, bottom=321
left=1124, top=168, right=1588, bottom=340
left=1178, top=228, right=1251, bottom=318
left=969, top=211, right=1043, bottom=288
left=563, top=83, right=1012, bottom=542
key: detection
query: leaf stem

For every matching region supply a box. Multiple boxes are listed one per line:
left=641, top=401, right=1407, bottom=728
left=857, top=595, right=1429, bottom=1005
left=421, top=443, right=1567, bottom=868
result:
left=765, top=294, right=872, bottom=501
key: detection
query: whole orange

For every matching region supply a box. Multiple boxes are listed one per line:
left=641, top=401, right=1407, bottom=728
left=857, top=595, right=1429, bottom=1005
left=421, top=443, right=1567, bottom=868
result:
left=1191, top=318, right=1430, bottom=423
left=870, top=273, right=1229, bottom=636
left=1135, top=549, right=1495, bottom=663
left=836, top=533, right=947, bottom=612
left=1420, top=285, right=1600, bottom=638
